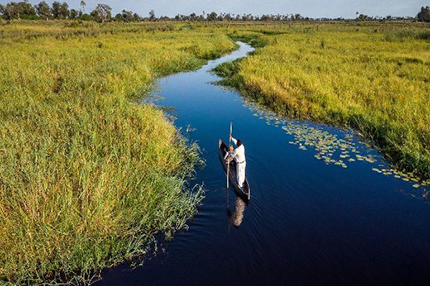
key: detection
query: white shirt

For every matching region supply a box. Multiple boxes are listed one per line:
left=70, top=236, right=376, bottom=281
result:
left=231, top=137, right=246, bottom=163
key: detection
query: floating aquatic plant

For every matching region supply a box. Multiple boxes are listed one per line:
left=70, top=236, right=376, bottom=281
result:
left=243, top=97, right=429, bottom=201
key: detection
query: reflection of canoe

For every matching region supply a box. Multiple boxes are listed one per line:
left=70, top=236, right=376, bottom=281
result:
left=227, top=196, right=247, bottom=228
left=218, top=140, right=251, bottom=201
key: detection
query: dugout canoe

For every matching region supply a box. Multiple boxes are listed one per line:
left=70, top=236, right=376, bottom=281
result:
left=218, top=139, right=250, bottom=201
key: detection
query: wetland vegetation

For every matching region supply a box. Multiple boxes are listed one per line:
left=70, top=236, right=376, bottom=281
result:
left=214, top=21, right=430, bottom=183
left=0, top=21, right=235, bottom=284
left=1, top=17, right=429, bottom=285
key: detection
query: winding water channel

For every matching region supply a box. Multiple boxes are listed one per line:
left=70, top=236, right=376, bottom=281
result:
left=98, top=42, right=430, bottom=286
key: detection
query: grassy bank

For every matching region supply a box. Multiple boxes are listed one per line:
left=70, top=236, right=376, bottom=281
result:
left=0, top=21, right=236, bottom=284
left=214, top=22, right=430, bottom=182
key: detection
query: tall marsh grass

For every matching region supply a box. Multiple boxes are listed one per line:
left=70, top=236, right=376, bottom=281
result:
left=215, top=22, right=430, bottom=180
left=0, top=21, right=236, bottom=284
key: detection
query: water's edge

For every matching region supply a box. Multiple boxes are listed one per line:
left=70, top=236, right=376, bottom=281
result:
left=98, top=42, right=430, bottom=286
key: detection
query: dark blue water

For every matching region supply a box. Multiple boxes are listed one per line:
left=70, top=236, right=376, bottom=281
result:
left=98, top=43, right=430, bottom=286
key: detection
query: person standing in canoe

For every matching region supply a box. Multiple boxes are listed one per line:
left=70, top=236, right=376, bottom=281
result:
left=228, top=135, right=246, bottom=188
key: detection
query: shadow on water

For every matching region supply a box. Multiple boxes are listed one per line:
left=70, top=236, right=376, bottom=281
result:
left=227, top=196, right=247, bottom=229
left=97, top=42, right=430, bottom=286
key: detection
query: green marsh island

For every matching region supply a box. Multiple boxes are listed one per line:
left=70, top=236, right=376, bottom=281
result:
left=0, top=2, right=430, bottom=285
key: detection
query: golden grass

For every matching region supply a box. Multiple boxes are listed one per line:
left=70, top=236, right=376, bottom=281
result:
left=3, top=19, right=429, bottom=284
left=216, top=22, right=430, bottom=180
left=0, top=21, right=236, bottom=284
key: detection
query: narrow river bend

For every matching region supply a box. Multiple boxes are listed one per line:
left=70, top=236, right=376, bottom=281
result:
left=98, top=42, right=430, bottom=286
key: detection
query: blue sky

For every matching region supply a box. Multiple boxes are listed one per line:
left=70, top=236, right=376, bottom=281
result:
left=1, top=0, right=428, bottom=18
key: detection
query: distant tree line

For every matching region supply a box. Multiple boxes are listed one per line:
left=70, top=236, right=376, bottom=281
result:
left=0, top=2, right=429, bottom=22
left=0, top=1, right=142, bottom=22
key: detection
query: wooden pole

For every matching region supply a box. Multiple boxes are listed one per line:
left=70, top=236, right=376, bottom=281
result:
left=226, top=158, right=230, bottom=204
left=226, top=158, right=230, bottom=189
left=227, top=122, right=232, bottom=190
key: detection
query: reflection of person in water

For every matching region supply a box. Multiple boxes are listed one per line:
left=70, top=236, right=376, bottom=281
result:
left=227, top=197, right=246, bottom=228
